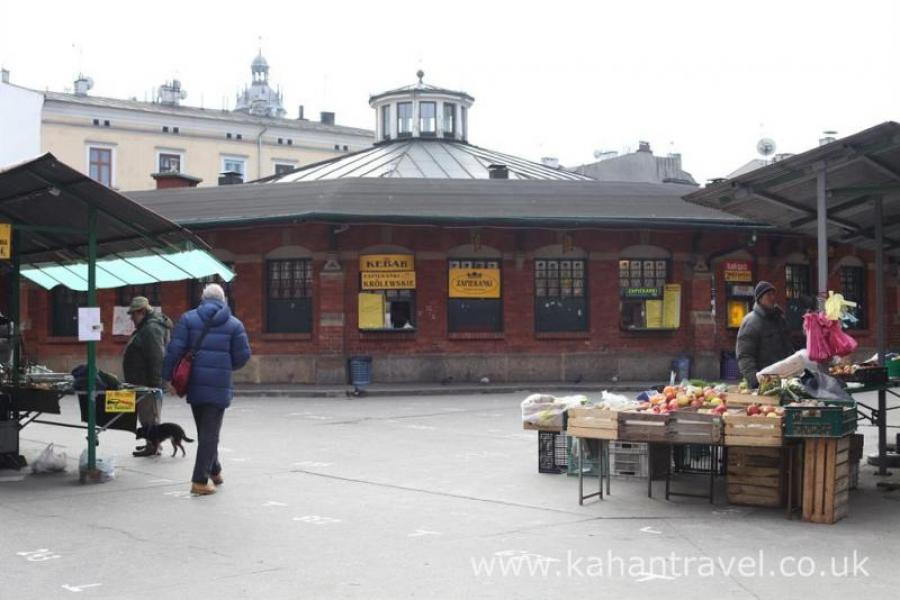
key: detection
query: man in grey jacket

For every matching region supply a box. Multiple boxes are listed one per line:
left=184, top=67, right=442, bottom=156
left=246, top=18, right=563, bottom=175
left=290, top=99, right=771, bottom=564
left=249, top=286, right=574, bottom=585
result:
left=736, top=281, right=795, bottom=389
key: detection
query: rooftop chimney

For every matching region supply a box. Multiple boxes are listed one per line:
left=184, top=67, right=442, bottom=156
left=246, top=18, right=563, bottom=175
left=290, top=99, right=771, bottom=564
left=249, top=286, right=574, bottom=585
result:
left=488, top=164, right=509, bottom=179
left=297, top=105, right=305, bottom=120
left=157, top=79, right=187, bottom=106
left=320, top=111, right=335, bottom=126
left=541, top=157, right=560, bottom=169
left=1, top=69, right=9, bottom=84
left=152, top=172, right=202, bottom=189
left=218, top=171, right=244, bottom=186
left=637, top=141, right=652, bottom=153
left=73, top=74, right=93, bottom=96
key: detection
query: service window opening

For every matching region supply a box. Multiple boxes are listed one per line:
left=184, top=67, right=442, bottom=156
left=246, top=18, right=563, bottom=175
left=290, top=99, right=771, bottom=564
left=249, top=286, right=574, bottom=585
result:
left=358, top=254, right=416, bottom=331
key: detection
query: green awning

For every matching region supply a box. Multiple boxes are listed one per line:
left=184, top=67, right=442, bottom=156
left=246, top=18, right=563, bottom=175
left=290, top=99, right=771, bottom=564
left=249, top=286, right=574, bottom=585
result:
left=20, top=248, right=234, bottom=291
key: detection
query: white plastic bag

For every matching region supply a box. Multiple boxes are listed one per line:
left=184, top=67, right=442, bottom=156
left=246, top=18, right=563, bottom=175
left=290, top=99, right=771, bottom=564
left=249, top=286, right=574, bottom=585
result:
left=759, top=349, right=809, bottom=378
left=596, top=391, right=638, bottom=411
left=78, top=449, right=116, bottom=483
left=32, top=444, right=68, bottom=474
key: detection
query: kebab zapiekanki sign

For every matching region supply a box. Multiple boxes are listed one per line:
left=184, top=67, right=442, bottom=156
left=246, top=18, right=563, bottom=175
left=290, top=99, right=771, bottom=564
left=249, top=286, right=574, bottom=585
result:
left=359, top=254, right=416, bottom=290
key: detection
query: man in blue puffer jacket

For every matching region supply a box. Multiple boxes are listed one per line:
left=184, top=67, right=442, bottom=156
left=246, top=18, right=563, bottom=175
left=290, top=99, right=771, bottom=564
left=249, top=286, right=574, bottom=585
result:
left=162, top=284, right=251, bottom=496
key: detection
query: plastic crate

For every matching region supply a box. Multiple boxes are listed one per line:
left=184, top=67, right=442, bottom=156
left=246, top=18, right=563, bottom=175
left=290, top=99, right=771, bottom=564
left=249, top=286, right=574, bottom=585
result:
left=611, top=452, right=649, bottom=477
left=838, top=367, right=887, bottom=385
left=538, top=430, right=567, bottom=474
left=784, top=405, right=857, bottom=438
left=566, top=436, right=603, bottom=477
left=610, top=440, right=646, bottom=454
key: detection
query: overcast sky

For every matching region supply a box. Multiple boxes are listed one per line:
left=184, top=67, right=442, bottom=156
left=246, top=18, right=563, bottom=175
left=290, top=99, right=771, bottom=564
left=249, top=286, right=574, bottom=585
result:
left=2, top=0, right=898, bottom=183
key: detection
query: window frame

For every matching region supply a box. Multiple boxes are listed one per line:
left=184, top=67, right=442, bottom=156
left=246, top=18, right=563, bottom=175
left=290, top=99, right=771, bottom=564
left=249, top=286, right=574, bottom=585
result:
left=50, top=287, right=87, bottom=337
left=87, top=145, right=114, bottom=187
left=447, top=258, right=503, bottom=333
left=534, top=258, right=588, bottom=333
left=265, top=258, right=314, bottom=334
left=189, top=265, right=236, bottom=314
left=442, top=102, right=456, bottom=138
left=618, top=258, right=675, bottom=331
left=116, top=284, right=161, bottom=307
left=220, top=155, right=247, bottom=177
left=784, top=263, right=812, bottom=332
left=397, top=102, right=413, bottom=138
left=156, top=151, right=183, bottom=174
left=460, top=106, right=468, bottom=140
left=840, top=265, right=867, bottom=330
left=419, top=101, right=437, bottom=137
left=274, top=163, right=296, bottom=176
left=381, top=105, right=391, bottom=140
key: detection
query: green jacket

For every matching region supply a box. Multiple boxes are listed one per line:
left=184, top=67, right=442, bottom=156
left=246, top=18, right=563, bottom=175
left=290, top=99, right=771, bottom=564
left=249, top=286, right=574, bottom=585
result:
left=735, top=304, right=795, bottom=389
left=122, top=312, right=170, bottom=388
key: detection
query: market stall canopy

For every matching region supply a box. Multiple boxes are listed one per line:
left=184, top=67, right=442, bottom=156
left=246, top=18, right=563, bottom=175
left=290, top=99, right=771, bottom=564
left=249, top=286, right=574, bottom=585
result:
left=0, top=153, right=233, bottom=290
left=683, top=121, right=900, bottom=256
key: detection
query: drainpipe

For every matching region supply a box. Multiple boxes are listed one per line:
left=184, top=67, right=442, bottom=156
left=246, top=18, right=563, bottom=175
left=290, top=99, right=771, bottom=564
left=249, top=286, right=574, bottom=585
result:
left=256, top=126, right=268, bottom=179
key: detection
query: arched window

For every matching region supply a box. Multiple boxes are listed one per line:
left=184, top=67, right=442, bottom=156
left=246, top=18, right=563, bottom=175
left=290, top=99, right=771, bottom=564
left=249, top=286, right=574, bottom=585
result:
left=265, top=246, right=313, bottom=333
left=618, top=245, right=678, bottom=330
left=838, top=256, right=867, bottom=329
left=784, top=253, right=811, bottom=332
left=358, top=246, right=416, bottom=331
left=447, top=245, right=502, bottom=333
left=534, top=245, right=588, bottom=332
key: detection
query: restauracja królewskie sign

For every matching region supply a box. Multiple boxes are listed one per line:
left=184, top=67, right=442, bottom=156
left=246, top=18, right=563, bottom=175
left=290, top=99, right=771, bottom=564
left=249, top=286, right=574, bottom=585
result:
left=359, top=254, right=416, bottom=290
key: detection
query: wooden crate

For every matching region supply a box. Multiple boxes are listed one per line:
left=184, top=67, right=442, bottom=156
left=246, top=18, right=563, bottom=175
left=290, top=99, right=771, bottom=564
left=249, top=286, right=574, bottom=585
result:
left=669, top=410, right=722, bottom=444
left=618, top=411, right=670, bottom=442
left=724, top=414, right=783, bottom=447
left=566, top=408, right=619, bottom=440
left=725, top=388, right=780, bottom=408
left=523, top=421, right=562, bottom=433
left=726, top=446, right=785, bottom=507
left=802, top=436, right=850, bottom=524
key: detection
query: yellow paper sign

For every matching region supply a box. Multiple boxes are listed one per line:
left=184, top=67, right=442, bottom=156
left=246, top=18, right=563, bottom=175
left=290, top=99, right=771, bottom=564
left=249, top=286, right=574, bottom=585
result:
left=0, top=223, right=11, bottom=260
left=359, top=254, right=414, bottom=272
left=361, top=271, right=416, bottom=290
left=448, top=268, right=501, bottom=298
left=105, top=389, right=136, bottom=413
left=662, top=284, right=681, bottom=329
left=358, top=293, right=385, bottom=329
left=645, top=299, right=664, bottom=329
left=728, top=300, right=749, bottom=328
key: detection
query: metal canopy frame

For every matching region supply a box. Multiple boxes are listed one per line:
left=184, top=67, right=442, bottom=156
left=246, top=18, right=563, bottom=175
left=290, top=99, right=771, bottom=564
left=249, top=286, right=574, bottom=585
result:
left=685, top=121, right=900, bottom=478
left=0, top=154, right=232, bottom=473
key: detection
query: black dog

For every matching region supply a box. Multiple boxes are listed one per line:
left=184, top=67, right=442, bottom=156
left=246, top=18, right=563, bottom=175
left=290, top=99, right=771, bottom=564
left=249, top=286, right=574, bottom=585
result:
left=135, top=423, right=195, bottom=457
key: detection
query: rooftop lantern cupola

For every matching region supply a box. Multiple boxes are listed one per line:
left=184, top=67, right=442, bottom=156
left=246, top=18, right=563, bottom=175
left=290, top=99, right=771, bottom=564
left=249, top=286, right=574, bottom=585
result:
left=234, top=50, right=286, bottom=118
left=368, top=70, right=474, bottom=144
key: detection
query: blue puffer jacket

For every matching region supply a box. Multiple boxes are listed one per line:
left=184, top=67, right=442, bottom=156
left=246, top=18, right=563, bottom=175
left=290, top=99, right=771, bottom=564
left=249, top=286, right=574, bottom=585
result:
left=161, top=299, right=251, bottom=408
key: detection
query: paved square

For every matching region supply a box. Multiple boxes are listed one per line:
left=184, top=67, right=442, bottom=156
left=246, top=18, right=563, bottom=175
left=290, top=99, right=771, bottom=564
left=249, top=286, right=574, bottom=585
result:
left=1, top=391, right=898, bottom=599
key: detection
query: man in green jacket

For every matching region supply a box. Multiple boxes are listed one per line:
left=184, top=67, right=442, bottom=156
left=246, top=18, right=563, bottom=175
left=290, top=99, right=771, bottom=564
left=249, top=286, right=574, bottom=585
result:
left=735, top=281, right=796, bottom=389
left=122, top=296, right=169, bottom=456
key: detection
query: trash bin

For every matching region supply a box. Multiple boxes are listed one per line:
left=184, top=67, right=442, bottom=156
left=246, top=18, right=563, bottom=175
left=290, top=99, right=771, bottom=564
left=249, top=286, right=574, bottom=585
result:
left=720, top=351, right=741, bottom=381
left=348, top=356, right=373, bottom=387
left=671, top=356, right=691, bottom=383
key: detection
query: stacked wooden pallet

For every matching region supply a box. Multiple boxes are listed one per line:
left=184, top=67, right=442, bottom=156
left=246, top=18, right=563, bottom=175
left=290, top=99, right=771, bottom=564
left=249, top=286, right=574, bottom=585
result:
left=726, top=446, right=785, bottom=507
left=802, top=436, right=850, bottom=524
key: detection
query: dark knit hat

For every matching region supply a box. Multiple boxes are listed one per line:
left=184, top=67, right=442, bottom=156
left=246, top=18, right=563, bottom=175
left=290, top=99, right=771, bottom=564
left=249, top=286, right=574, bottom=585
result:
left=754, top=281, right=775, bottom=302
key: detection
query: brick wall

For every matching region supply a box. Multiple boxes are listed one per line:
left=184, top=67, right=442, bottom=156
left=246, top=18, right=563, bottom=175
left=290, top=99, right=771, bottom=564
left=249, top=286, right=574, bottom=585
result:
left=16, top=222, right=900, bottom=384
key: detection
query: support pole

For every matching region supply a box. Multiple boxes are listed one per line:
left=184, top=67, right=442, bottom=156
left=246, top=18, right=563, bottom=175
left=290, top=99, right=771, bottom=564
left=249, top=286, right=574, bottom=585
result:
left=816, top=170, right=828, bottom=307
left=874, top=196, right=890, bottom=476
left=10, top=228, right=20, bottom=386
left=86, top=206, right=97, bottom=471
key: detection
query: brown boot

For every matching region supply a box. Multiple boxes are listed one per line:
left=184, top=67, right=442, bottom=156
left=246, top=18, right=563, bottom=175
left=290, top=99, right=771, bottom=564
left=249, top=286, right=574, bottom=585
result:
left=211, top=473, right=224, bottom=486
left=190, top=482, right=216, bottom=495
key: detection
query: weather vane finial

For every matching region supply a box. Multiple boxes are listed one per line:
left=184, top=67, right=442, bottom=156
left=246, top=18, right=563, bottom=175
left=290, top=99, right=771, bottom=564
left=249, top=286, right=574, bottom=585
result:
left=416, top=69, right=424, bottom=84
